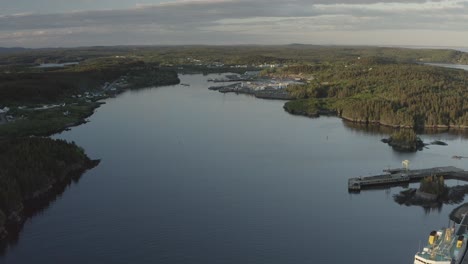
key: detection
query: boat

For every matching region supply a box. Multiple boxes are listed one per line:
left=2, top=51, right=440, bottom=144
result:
left=414, top=214, right=468, bottom=264
left=180, top=83, right=190, bottom=86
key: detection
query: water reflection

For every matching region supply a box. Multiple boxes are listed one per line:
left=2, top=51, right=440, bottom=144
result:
left=342, top=120, right=396, bottom=136
left=343, top=119, right=468, bottom=139
left=0, top=138, right=100, bottom=256
left=0, top=167, right=98, bottom=255
left=3, top=74, right=468, bottom=264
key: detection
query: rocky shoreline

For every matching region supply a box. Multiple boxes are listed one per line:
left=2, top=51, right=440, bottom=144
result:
left=280, top=98, right=468, bottom=131
left=381, top=137, right=425, bottom=152
left=289, top=110, right=468, bottom=130
left=284, top=107, right=416, bottom=127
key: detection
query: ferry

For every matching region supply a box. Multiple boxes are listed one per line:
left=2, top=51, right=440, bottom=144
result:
left=414, top=215, right=468, bottom=264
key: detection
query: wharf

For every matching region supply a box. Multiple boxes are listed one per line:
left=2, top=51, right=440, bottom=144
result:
left=348, top=166, right=466, bottom=191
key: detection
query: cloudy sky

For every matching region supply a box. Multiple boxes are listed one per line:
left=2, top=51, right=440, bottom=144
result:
left=1, top=0, right=468, bottom=48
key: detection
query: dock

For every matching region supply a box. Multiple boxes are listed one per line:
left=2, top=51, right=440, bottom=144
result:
left=348, top=166, right=466, bottom=191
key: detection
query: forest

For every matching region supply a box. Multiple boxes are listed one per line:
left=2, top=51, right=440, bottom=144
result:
left=280, top=59, right=468, bottom=129
left=2, top=45, right=468, bottom=131
left=0, top=138, right=98, bottom=241
left=0, top=58, right=180, bottom=105
left=3, top=45, right=467, bottom=131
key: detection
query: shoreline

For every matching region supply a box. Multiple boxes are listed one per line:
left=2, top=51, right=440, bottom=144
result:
left=209, top=84, right=293, bottom=100
left=0, top=143, right=100, bottom=246
left=0, top=159, right=100, bottom=247
left=0, top=78, right=180, bottom=139
left=0, top=75, right=179, bottom=246
left=285, top=108, right=468, bottom=131
left=210, top=74, right=468, bottom=132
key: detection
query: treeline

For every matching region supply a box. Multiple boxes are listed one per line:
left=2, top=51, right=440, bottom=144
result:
left=67, top=57, right=180, bottom=88
left=390, top=130, right=419, bottom=143
left=0, top=138, right=97, bottom=240
left=384, top=130, right=424, bottom=151
left=282, top=60, right=468, bottom=129
left=0, top=72, right=80, bottom=103
left=0, top=46, right=131, bottom=65
left=2, top=45, right=468, bottom=67
left=126, top=66, right=180, bottom=88
left=0, top=58, right=179, bottom=104
left=420, top=176, right=446, bottom=196
left=144, top=45, right=468, bottom=65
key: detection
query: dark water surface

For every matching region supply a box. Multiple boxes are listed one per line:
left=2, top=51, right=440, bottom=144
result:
left=2, top=74, right=468, bottom=264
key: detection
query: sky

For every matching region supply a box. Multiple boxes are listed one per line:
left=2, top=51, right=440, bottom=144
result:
left=0, top=0, right=468, bottom=48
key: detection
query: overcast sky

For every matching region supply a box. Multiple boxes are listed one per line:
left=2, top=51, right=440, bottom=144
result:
left=1, top=0, right=468, bottom=48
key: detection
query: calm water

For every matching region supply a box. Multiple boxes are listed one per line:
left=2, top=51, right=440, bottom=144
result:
left=2, top=74, right=468, bottom=264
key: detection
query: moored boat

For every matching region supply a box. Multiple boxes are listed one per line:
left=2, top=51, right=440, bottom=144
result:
left=414, top=215, right=468, bottom=264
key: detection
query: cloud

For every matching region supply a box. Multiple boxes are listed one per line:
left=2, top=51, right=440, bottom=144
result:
left=0, top=0, right=468, bottom=47
left=315, top=0, right=468, bottom=12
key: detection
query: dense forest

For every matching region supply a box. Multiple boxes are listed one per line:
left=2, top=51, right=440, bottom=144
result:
left=0, top=138, right=98, bottom=242
left=281, top=59, right=468, bottom=129
left=0, top=58, right=180, bottom=105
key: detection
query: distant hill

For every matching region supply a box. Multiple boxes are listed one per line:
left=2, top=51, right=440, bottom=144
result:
left=0, top=47, right=28, bottom=54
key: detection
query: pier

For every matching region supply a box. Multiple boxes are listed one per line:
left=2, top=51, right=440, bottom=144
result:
left=348, top=166, right=466, bottom=191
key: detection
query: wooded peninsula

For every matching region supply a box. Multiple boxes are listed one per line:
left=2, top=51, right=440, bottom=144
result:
left=281, top=60, right=468, bottom=129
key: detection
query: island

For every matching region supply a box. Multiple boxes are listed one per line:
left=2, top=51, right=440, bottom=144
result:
left=381, top=130, right=425, bottom=152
